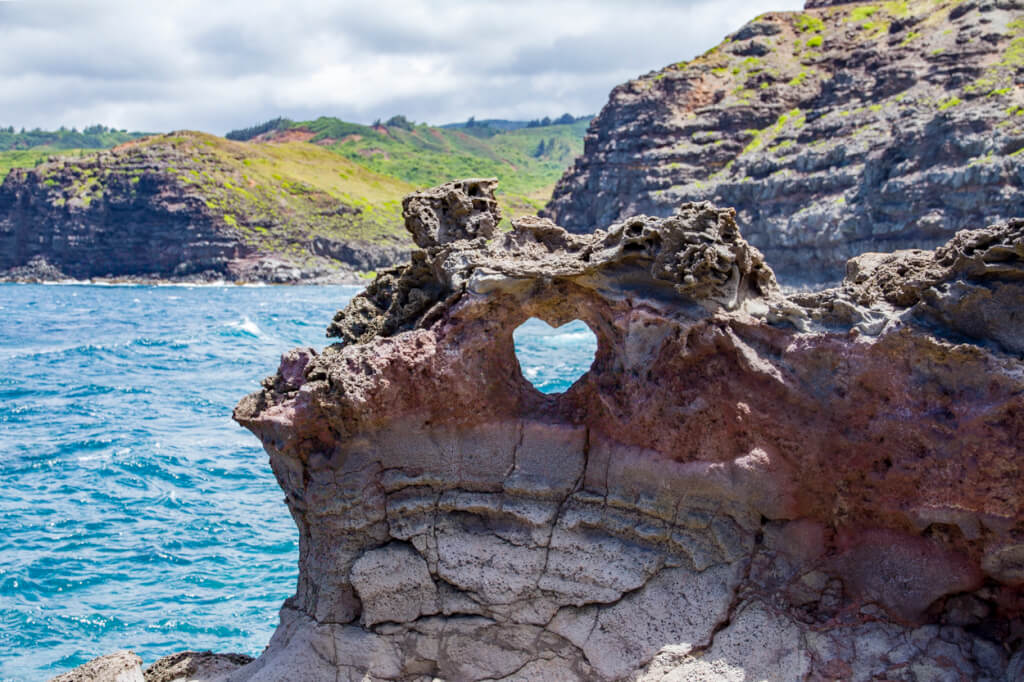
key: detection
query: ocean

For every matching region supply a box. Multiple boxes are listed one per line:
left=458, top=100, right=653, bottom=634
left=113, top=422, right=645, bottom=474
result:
left=0, top=283, right=596, bottom=681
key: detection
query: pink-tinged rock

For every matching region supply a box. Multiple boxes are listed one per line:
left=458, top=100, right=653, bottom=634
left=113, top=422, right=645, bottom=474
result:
left=277, top=347, right=316, bottom=391
left=829, top=528, right=984, bottom=623
left=225, top=181, right=1023, bottom=680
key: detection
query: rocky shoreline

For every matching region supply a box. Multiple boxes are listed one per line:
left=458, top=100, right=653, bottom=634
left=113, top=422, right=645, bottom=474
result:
left=56, top=179, right=1022, bottom=680
left=0, top=254, right=392, bottom=286
left=0, top=258, right=370, bottom=284
left=50, top=650, right=255, bottom=682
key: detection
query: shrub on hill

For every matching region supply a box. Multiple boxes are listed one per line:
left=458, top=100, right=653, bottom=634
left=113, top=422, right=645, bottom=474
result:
left=384, top=115, right=415, bottom=130
left=225, top=117, right=294, bottom=141
left=0, top=125, right=144, bottom=151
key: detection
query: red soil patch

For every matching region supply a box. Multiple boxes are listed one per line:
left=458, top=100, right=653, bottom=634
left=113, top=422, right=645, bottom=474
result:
left=254, top=129, right=316, bottom=144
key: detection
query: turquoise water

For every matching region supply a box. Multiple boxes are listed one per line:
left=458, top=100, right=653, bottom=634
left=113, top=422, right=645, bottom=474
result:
left=512, top=318, right=597, bottom=394
left=0, top=284, right=596, bottom=681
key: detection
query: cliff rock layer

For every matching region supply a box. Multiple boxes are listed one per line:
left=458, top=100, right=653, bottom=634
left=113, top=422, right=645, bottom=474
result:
left=226, top=180, right=1024, bottom=680
left=543, top=0, right=1024, bottom=284
left=0, top=132, right=411, bottom=283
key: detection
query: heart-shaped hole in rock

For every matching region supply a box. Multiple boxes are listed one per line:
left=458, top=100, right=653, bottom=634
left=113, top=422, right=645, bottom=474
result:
left=512, top=318, right=598, bottom=395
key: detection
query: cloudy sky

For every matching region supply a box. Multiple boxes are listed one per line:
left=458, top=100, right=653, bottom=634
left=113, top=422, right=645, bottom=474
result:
left=0, top=0, right=802, bottom=134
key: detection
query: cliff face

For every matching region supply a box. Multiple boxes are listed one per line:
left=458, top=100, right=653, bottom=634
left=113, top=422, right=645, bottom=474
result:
left=0, top=154, right=247, bottom=281
left=543, top=0, right=1024, bottom=283
left=0, top=132, right=412, bottom=282
left=221, top=180, right=1024, bottom=680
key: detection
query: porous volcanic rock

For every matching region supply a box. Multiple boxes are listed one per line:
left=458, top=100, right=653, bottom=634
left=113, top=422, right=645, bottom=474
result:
left=544, top=0, right=1024, bottom=284
left=219, top=180, right=1023, bottom=680
left=402, top=178, right=502, bottom=249
left=143, top=651, right=253, bottom=682
left=49, top=651, right=144, bottom=682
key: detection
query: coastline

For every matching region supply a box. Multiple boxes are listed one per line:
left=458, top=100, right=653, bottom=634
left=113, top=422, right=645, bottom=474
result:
left=32, top=177, right=1024, bottom=680
left=0, top=271, right=374, bottom=287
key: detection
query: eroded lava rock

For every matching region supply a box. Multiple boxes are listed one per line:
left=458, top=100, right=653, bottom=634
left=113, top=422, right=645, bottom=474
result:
left=211, top=179, right=1024, bottom=680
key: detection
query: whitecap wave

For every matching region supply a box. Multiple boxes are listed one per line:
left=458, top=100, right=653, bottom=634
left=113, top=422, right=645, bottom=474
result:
left=225, top=316, right=262, bottom=337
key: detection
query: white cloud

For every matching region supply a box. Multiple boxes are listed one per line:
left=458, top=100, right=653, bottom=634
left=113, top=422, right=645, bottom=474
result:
left=0, top=0, right=804, bottom=133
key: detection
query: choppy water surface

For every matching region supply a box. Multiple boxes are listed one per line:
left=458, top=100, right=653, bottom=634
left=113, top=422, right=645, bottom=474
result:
left=513, top=318, right=598, bottom=394
left=0, top=284, right=596, bottom=680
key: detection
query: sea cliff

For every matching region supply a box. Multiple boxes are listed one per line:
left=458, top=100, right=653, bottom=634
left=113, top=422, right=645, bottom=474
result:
left=544, top=0, right=1024, bottom=284
left=0, top=132, right=412, bottom=283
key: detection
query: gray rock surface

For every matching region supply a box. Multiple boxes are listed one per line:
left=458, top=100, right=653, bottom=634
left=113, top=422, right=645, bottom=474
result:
left=544, top=0, right=1024, bottom=284
left=143, top=651, right=253, bottom=682
left=49, top=651, right=144, bottom=682
left=350, top=543, right=441, bottom=627
left=402, top=178, right=501, bottom=248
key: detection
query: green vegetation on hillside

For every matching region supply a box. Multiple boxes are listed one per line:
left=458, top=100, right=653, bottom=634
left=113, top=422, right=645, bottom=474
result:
left=0, top=125, right=150, bottom=182
left=224, top=117, right=292, bottom=141
left=0, top=124, right=146, bottom=151
left=6, top=116, right=590, bottom=234
left=116, top=132, right=417, bottom=258
left=441, top=113, right=585, bottom=133
left=230, top=115, right=591, bottom=219
left=0, top=148, right=104, bottom=182
left=4, top=115, right=590, bottom=271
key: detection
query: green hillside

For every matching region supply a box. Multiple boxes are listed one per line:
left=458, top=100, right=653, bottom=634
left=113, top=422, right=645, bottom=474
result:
left=0, top=125, right=150, bottom=182
left=236, top=116, right=591, bottom=219
left=114, top=132, right=416, bottom=252
left=0, top=124, right=147, bottom=151
left=2, top=117, right=591, bottom=226
left=1, top=149, right=100, bottom=182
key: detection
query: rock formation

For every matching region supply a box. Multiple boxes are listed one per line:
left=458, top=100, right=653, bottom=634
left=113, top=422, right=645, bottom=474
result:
left=0, top=132, right=411, bottom=283
left=543, top=0, right=1024, bottom=284
left=194, top=179, right=1024, bottom=680
left=50, top=651, right=254, bottom=682
left=51, top=651, right=145, bottom=682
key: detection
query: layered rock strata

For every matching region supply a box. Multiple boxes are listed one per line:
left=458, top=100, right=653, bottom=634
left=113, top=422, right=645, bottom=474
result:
left=544, top=0, right=1024, bottom=284
left=0, top=133, right=411, bottom=283
left=217, top=180, right=1024, bottom=680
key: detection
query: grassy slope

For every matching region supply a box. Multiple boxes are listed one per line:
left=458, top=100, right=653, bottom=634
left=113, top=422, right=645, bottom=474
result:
left=3, top=119, right=590, bottom=232
left=127, top=132, right=417, bottom=255
left=0, top=149, right=106, bottom=182
left=0, top=128, right=150, bottom=181
left=281, top=117, right=590, bottom=220
left=2, top=119, right=589, bottom=273
left=0, top=127, right=146, bottom=151
left=16, top=132, right=417, bottom=273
